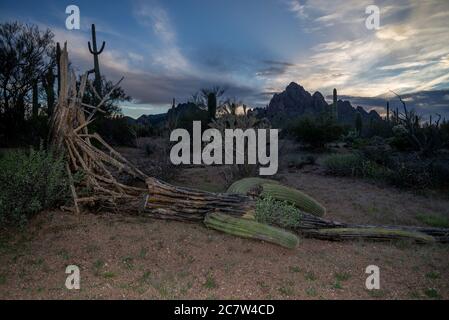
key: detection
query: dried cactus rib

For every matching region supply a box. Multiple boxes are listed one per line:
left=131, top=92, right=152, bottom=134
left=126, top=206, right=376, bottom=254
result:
left=261, top=184, right=326, bottom=217
left=306, top=228, right=435, bottom=243
left=204, top=212, right=299, bottom=249
left=226, top=177, right=279, bottom=194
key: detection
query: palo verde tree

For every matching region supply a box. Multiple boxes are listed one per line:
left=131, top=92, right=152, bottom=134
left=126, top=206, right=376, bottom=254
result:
left=0, top=22, right=55, bottom=146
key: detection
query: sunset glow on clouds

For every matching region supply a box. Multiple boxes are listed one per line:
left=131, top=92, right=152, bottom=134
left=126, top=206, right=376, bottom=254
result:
left=1, top=0, right=448, bottom=118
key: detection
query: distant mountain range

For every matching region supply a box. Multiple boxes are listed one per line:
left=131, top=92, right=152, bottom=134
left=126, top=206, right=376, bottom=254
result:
left=262, top=82, right=382, bottom=127
left=124, top=113, right=167, bottom=128
left=337, top=89, right=449, bottom=121
left=125, top=82, right=449, bottom=127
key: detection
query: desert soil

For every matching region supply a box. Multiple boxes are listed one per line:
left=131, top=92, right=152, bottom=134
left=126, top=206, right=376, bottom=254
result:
left=1, top=146, right=448, bottom=300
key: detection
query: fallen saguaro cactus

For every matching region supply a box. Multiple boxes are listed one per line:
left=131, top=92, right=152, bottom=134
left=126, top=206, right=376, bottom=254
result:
left=227, top=177, right=326, bottom=217
left=204, top=212, right=299, bottom=249
left=227, top=177, right=279, bottom=194
left=260, top=184, right=326, bottom=217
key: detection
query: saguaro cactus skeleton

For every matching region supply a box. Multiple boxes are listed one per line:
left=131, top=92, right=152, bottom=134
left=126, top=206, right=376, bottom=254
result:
left=52, top=46, right=449, bottom=246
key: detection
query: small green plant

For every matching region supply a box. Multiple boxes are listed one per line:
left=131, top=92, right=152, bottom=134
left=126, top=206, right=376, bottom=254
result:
left=57, top=249, right=70, bottom=261
left=122, top=257, right=134, bottom=270
left=334, top=272, right=351, bottom=282
left=278, top=282, right=295, bottom=296
left=0, top=147, right=70, bottom=227
left=139, top=247, right=148, bottom=259
left=304, top=271, right=316, bottom=281
left=255, top=196, right=302, bottom=229
left=289, top=266, right=301, bottom=273
left=332, top=281, right=343, bottom=290
left=0, top=273, right=6, bottom=285
left=92, top=259, right=104, bottom=276
left=103, top=271, right=116, bottom=279
left=204, top=273, right=218, bottom=289
left=424, top=288, right=441, bottom=299
left=425, top=271, right=441, bottom=280
left=306, top=287, right=317, bottom=297
left=140, top=271, right=152, bottom=285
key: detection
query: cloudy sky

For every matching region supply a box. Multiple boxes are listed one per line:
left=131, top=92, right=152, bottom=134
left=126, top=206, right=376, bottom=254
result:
left=1, top=0, right=449, bottom=118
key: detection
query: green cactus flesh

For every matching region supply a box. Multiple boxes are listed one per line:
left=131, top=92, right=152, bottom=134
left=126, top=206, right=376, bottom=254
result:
left=226, top=177, right=280, bottom=194
left=261, top=184, right=326, bottom=217
left=204, top=212, right=299, bottom=249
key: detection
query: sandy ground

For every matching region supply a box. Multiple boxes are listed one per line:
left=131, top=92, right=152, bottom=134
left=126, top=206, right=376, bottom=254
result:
left=1, top=144, right=448, bottom=299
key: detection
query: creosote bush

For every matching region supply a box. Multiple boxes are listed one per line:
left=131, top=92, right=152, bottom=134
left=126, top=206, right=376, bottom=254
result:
left=0, top=147, right=70, bottom=226
left=322, top=153, right=385, bottom=180
left=255, top=196, right=302, bottom=229
left=289, top=116, right=346, bottom=150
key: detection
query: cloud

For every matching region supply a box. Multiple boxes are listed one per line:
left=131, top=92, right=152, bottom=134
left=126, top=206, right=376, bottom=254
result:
left=256, top=60, right=296, bottom=76
left=268, top=0, right=449, bottom=101
left=288, top=0, right=308, bottom=19
left=377, top=61, right=435, bottom=71
left=133, top=1, right=189, bottom=73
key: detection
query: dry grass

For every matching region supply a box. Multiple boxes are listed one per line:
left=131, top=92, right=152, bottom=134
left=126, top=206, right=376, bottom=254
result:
left=0, top=164, right=448, bottom=300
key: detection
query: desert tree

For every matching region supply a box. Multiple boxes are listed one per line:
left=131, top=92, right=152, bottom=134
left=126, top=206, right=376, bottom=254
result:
left=0, top=22, right=56, bottom=146
left=0, top=22, right=54, bottom=118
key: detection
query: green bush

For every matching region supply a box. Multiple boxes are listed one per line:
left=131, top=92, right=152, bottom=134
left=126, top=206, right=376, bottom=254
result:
left=93, top=117, right=136, bottom=147
left=0, top=148, right=69, bottom=226
left=255, top=196, right=302, bottom=229
left=290, top=116, right=346, bottom=149
left=322, top=153, right=386, bottom=180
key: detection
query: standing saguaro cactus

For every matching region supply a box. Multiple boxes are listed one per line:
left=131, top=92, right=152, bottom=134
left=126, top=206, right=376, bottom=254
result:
left=88, top=24, right=106, bottom=96
left=333, top=88, right=338, bottom=121
left=207, top=92, right=217, bottom=121
left=355, top=112, right=362, bottom=136
left=386, top=101, right=390, bottom=122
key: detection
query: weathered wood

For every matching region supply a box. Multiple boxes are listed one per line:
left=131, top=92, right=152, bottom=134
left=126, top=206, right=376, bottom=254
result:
left=142, top=178, right=255, bottom=222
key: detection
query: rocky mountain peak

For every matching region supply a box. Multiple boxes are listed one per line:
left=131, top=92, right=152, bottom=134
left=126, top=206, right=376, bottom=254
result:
left=266, top=82, right=383, bottom=127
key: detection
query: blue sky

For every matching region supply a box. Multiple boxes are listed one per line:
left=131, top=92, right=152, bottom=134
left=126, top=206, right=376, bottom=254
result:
left=1, top=0, right=449, bottom=118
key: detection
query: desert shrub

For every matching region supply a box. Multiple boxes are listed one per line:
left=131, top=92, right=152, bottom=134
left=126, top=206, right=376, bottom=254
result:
left=134, top=124, right=154, bottom=138
left=383, top=154, right=449, bottom=190
left=0, top=147, right=70, bottom=226
left=384, top=160, right=432, bottom=189
left=322, top=153, right=363, bottom=176
left=176, top=107, right=210, bottom=133
left=139, top=139, right=180, bottom=181
left=286, top=154, right=317, bottom=169
left=255, top=196, right=302, bottom=229
left=430, top=159, right=449, bottom=188
left=210, top=104, right=271, bottom=183
left=324, top=150, right=449, bottom=190
left=322, top=153, right=386, bottom=180
left=387, top=125, right=415, bottom=151
left=290, top=116, right=346, bottom=149
left=93, top=116, right=136, bottom=147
